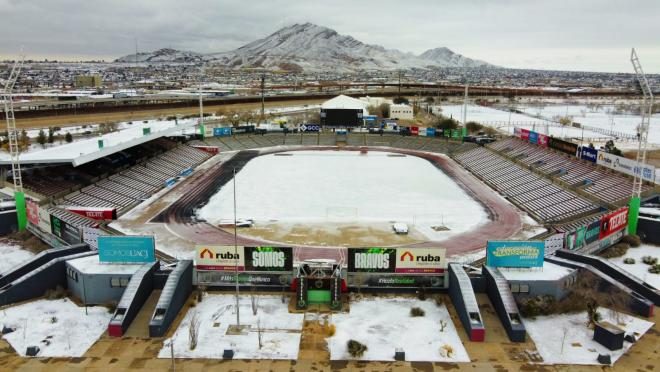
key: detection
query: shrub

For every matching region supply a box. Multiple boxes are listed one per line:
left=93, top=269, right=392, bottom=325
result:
left=410, top=307, right=425, bottom=317
left=50, top=316, right=58, bottom=324
left=44, top=285, right=67, bottom=300
left=417, top=287, right=427, bottom=301
left=518, top=295, right=556, bottom=317
left=649, top=264, right=660, bottom=274
left=599, top=243, right=629, bottom=258
left=325, top=323, right=336, bottom=337
left=620, top=235, right=641, bottom=247
left=102, top=301, right=118, bottom=313
left=642, top=256, right=658, bottom=265
left=623, top=258, right=636, bottom=264
left=347, top=340, right=368, bottom=358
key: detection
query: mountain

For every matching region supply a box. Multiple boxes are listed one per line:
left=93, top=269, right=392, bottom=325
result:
left=115, top=23, right=492, bottom=71
left=115, top=48, right=204, bottom=63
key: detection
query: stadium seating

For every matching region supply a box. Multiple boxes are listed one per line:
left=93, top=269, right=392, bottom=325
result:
left=454, top=146, right=600, bottom=222
left=488, top=137, right=652, bottom=204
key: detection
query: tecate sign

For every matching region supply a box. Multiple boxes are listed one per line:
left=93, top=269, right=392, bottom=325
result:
left=244, top=246, right=293, bottom=272
left=348, top=248, right=396, bottom=273
left=597, top=151, right=655, bottom=182
left=196, top=245, right=245, bottom=271
left=486, top=241, right=544, bottom=268
left=98, top=236, right=155, bottom=263
left=395, top=248, right=446, bottom=273
left=599, top=207, right=629, bottom=239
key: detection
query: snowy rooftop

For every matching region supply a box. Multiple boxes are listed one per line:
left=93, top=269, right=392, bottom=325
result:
left=321, top=94, right=369, bottom=110
left=499, top=261, right=574, bottom=281
left=66, top=254, right=145, bottom=275
left=0, top=119, right=196, bottom=167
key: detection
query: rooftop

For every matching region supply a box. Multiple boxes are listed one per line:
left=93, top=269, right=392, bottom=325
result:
left=66, top=253, right=145, bottom=275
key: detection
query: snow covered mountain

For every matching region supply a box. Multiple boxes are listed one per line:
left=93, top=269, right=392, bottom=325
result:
left=115, top=23, right=492, bottom=71
left=115, top=48, right=204, bottom=63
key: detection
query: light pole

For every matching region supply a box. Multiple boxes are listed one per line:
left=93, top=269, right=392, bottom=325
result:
left=233, top=167, right=240, bottom=327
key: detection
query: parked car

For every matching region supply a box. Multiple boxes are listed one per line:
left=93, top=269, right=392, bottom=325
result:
left=392, top=223, right=409, bottom=234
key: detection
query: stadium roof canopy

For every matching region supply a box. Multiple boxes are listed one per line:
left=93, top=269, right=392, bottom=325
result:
left=321, top=95, right=369, bottom=110
left=0, top=119, right=198, bottom=167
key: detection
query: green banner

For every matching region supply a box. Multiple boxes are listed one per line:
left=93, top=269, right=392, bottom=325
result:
left=628, top=197, right=640, bottom=235
left=14, top=191, right=27, bottom=231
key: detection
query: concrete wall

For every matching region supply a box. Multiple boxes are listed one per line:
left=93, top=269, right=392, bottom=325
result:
left=0, top=209, right=17, bottom=235
left=66, top=267, right=133, bottom=306
left=509, top=270, right=579, bottom=301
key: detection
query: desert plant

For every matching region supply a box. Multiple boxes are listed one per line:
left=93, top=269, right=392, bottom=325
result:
left=623, top=258, right=636, bottom=264
left=325, top=323, right=336, bottom=337
left=649, top=264, right=660, bottom=274
left=620, top=235, right=641, bottom=247
left=642, top=256, right=658, bottom=265
left=188, top=310, right=201, bottom=350
left=440, top=344, right=454, bottom=358
left=599, top=243, right=630, bottom=258
left=44, top=285, right=67, bottom=300
left=518, top=295, right=557, bottom=317
left=347, top=339, right=368, bottom=358
left=410, top=307, right=425, bottom=317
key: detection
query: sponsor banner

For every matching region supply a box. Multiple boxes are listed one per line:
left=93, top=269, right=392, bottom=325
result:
left=192, top=145, right=220, bottom=155
left=348, top=248, right=396, bottom=273
left=180, top=168, right=193, bottom=177
left=82, top=227, right=106, bottom=250
left=600, top=230, right=624, bottom=250
left=411, top=126, right=419, bottom=136
left=363, top=115, right=377, bottom=122
left=300, top=124, right=320, bottom=132
left=520, top=128, right=530, bottom=141
left=244, top=246, right=293, bottom=272
left=578, top=146, right=598, bottom=163
left=196, top=245, right=245, bottom=271
left=196, top=271, right=291, bottom=286
left=165, top=178, right=177, bottom=187
left=599, top=207, right=629, bottom=239
left=537, top=133, right=549, bottom=147
left=418, top=127, right=427, bottom=137
left=426, top=128, right=436, bottom=137
left=213, top=127, right=232, bottom=137
left=26, top=199, right=39, bottom=225
left=544, top=233, right=564, bottom=256
left=548, top=137, right=578, bottom=156
left=514, top=127, right=521, bottom=138
left=486, top=241, right=545, bottom=268
left=585, top=220, right=601, bottom=245
left=394, top=248, right=446, bottom=274
left=451, top=129, right=461, bottom=139
left=64, top=206, right=116, bottom=220
left=596, top=151, right=655, bottom=182
left=351, top=275, right=444, bottom=288
left=528, top=131, right=538, bottom=144
left=50, top=215, right=82, bottom=245
left=98, top=235, right=156, bottom=263
left=38, top=207, right=51, bottom=232
left=565, top=226, right=586, bottom=251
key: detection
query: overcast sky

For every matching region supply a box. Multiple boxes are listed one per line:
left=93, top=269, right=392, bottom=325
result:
left=1, top=0, right=658, bottom=73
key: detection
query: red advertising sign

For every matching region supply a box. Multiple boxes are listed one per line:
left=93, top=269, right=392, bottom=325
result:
left=411, top=126, right=419, bottom=136
left=537, top=133, right=549, bottom=147
left=520, top=128, right=530, bottom=141
left=26, top=199, right=39, bottom=225
left=192, top=146, right=220, bottom=155
left=65, top=206, right=116, bottom=220
left=599, top=207, right=629, bottom=239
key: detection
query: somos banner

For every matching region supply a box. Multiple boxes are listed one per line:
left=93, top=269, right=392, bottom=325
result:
left=486, top=241, right=544, bottom=268
left=395, top=248, right=446, bottom=274
left=98, top=236, right=155, bottom=263
left=196, top=245, right=245, bottom=271
left=596, top=151, right=655, bottom=182
left=244, top=246, right=293, bottom=272
left=599, top=207, right=629, bottom=239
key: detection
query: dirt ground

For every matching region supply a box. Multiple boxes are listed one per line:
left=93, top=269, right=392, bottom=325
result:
left=13, top=99, right=325, bottom=130
left=1, top=292, right=657, bottom=371
left=624, top=148, right=660, bottom=168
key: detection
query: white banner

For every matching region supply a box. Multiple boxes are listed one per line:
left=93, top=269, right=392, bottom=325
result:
left=395, top=248, right=446, bottom=273
left=196, top=245, right=245, bottom=271
left=82, top=227, right=106, bottom=250
left=597, top=151, right=655, bottom=183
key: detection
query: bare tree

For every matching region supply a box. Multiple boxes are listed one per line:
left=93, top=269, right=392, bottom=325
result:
left=188, top=310, right=201, bottom=350
left=251, top=289, right=260, bottom=316
left=439, top=319, right=447, bottom=332
left=257, top=318, right=263, bottom=349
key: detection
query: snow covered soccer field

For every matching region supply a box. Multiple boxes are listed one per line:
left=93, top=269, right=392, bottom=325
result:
left=327, top=297, right=470, bottom=362
left=158, top=294, right=304, bottom=360
left=197, top=150, right=488, bottom=242
left=0, top=298, right=111, bottom=357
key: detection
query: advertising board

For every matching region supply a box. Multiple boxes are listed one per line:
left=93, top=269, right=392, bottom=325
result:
left=300, top=124, right=320, bottom=132
left=351, top=275, right=444, bottom=288
left=548, top=137, right=578, bottom=156
left=50, top=215, right=82, bottom=245
left=596, top=151, right=655, bottom=182
left=26, top=199, right=39, bottom=225
left=411, top=126, right=419, bottom=136
left=213, top=127, right=232, bottom=137
left=394, top=248, right=446, bottom=274
left=486, top=241, right=544, bottom=268
left=64, top=206, right=116, bottom=220
left=98, top=236, right=155, bottom=263
left=196, top=271, right=291, bottom=286
left=537, top=133, right=549, bottom=147
left=82, top=227, right=106, bottom=250
left=426, top=128, right=436, bottom=137
left=192, top=145, right=220, bottom=154
left=514, top=127, right=521, bottom=137
left=599, top=207, right=629, bottom=239
left=38, top=207, right=51, bottom=232
left=196, top=245, right=245, bottom=271
left=243, top=246, right=293, bottom=272
left=565, top=226, right=586, bottom=251
left=180, top=168, right=193, bottom=177
left=348, top=248, right=396, bottom=273
left=528, top=131, right=538, bottom=144
left=584, top=220, right=601, bottom=245
left=578, top=146, right=598, bottom=163
left=165, top=178, right=177, bottom=187
left=520, top=128, right=530, bottom=141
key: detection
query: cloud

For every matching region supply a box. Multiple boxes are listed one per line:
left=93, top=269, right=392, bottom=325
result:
left=0, top=0, right=658, bottom=72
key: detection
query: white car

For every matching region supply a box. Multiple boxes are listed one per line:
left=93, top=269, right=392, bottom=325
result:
left=392, top=223, right=409, bottom=234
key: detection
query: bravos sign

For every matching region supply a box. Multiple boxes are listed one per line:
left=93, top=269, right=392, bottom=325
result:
left=348, top=248, right=396, bottom=273
left=395, top=248, right=446, bottom=273
left=196, top=245, right=244, bottom=271
left=597, top=151, right=655, bottom=182
left=244, top=246, right=293, bottom=272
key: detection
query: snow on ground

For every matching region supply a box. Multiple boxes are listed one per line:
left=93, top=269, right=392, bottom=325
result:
left=197, top=150, right=489, bottom=242
left=0, top=240, right=35, bottom=274
left=0, top=298, right=111, bottom=357
left=607, top=244, right=660, bottom=290
left=328, top=297, right=470, bottom=362
left=158, top=294, right=303, bottom=360
left=525, top=309, right=654, bottom=365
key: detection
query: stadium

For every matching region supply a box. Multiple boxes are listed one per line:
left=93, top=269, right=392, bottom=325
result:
left=1, top=98, right=658, bottom=366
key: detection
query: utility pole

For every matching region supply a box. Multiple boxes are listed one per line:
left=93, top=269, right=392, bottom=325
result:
left=398, top=70, right=402, bottom=95
left=628, top=48, right=654, bottom=235
left=198, top=63, right=206, bottom=139
left=260, top=73, right=265, bottom=124
left=233, top=167, right=240, bottom=327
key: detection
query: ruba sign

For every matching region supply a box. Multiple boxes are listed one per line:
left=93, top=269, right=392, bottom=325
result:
left=196, top=245, right=244, bottom=271
left=347, top=247, right=446, bottom=274
left=244, top=246, right=293, bottom=272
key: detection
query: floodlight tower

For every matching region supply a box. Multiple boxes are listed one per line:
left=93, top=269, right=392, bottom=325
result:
left=3, top=56, right=27, bottom=230
left=628, top=48, right=654, bottom=234
left=198, top=62, right=206, bottom=139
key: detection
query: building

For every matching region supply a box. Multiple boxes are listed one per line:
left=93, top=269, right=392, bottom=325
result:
left=389, top=104, right=414, bottom=120
left=320, top=95, right=369, bottom=127
left=74, top=74, right=102, bottom=88
left=0, top=191, right=17, bottom=235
